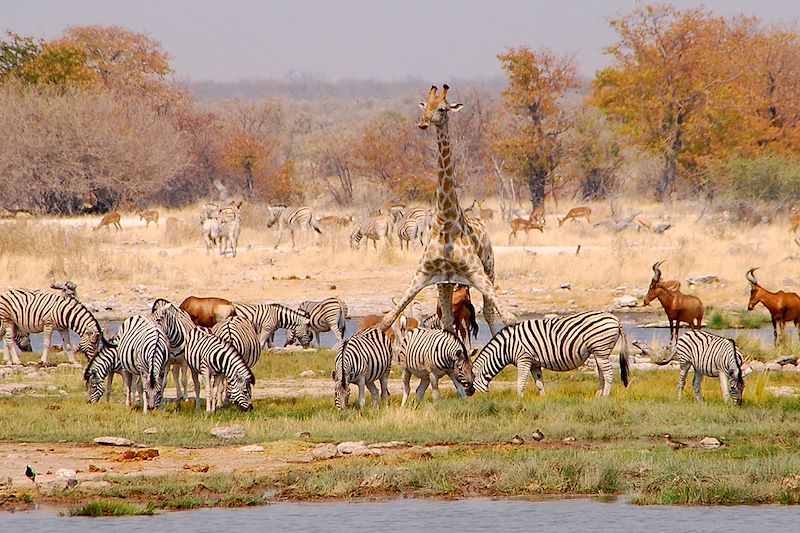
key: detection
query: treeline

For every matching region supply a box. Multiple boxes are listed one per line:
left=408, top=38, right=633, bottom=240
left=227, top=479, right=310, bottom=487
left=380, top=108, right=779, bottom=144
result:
left=2, top=3, right=800, bottom=217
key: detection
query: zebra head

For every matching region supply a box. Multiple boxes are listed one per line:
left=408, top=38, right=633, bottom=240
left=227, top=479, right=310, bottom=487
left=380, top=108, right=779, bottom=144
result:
left=285, top=325, right=313, bottom=348
left=728, top=343, right=745, bottom=405
left=143, top=376, right=163, bottom=411
left=83, top=367, right=106, bottom=404
left=469, top=348, right=489, bottom=393
left=77, top=330, right=102, bottom=361
left=227, top=373, right=255, bottom=411
left=454, top=349, right=476, bottom=396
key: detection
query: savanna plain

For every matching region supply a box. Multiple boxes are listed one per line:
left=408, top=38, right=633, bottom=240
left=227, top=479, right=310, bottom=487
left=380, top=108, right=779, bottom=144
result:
left=2, top=200, right=800, bottom=514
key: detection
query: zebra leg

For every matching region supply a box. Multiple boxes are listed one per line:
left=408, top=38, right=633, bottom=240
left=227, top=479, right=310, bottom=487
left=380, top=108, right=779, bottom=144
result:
left=415, top=375, right=430, bottom=404
left=532, top=366, right=545, bottom=396
left=191, top=369, right=201, bottom=410
left=204, top=369, right=214, bottom=412
left=677, top=363, right=690, bottom=400
left=448, top=371, right=467, bottom=398
left=595, top=356, right=614, bottom=397
left=692, top=370, right=704, bottom=401
left=438, top=284, right=455, bottom=333
left=274, top=225, right=285, bottom=249
left=356, top=377, right=367, bottom=409
left=169, top=358, right=182, bottom=403
left=365, top=380, right=380, bottom=409
left=516, top=359, right=532, bottom=397
left=718, top=373, right=731, bottom=402
left=122, top=371, right=134, bottom=409
left=2, top=322, right=22, bottom=365
left=139, top=375, right=147, bottom=414
left=59, top=330, right=76, bottom=363
left=291, top=228, right=298, bottom=249
left=401, top=369, right=412, bottom=407
left=429, top=373, right=442, bottom=401
left=379, top=373, right=390, bottom=406
left=40, top=325, right=55, bottom=365
left=105, top=372, right=114, bottom=402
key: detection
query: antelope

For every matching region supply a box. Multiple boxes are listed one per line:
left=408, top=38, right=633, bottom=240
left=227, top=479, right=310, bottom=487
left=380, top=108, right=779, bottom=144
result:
left=138, top=210, right=159, bottom=227
left=95, top=212, right=121, bottom=231
left=466, top=199, right=494, bottom=221
left=358, top=313, right=417, bottom=342
left=643, top=261, right=704, bottom=345
left=179, top=296, right=237, bottom=328
left=558, top=206, right=592, bottom=227
left=508, top=214, right=545, bottom=244
left=746, top=267, right=800, bottom=346
left=318, top=215, right=353, bottom=228
left=434, top=284, right=479, bottom=349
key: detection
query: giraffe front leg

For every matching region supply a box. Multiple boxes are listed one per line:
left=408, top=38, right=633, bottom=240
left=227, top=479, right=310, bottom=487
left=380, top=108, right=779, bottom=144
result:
left=438, top=284, right=455, bottom=333
left=378, top=271, right=430, bottom=332
left=466, top=272, right=516, bottom=329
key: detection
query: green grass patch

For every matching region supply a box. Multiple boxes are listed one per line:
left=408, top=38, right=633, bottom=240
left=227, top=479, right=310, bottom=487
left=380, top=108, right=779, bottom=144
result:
left=68, top=500, right=156, bottom=517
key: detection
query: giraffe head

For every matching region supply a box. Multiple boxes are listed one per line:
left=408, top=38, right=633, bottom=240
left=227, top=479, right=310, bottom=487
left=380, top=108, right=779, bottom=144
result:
left=418, top=84, right=463, bottom=129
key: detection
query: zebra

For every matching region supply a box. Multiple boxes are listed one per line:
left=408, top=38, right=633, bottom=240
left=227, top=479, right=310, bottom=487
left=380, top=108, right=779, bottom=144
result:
left=397, top=327, right=475, bottom=407
left=471, top=311, right=630, bottom=397
left=397, top=207, right=431, bottom=250
left=350, top=214, right=392, bottom=250
left=217, top=202, right=241, bottom=257
left=83, top=338, right=121, bottom=404
left=114, top=315, right=170, bottom=412
left=233, top=302, right=312, bottom=349
left=211, top=316, right=262, bottom=368
left=201, top=215, right=223, bottom=255
left=0, top=288, right=109, bottom=366
left=285, top=297, right=347, bottom=348
left=651, top=329, right=745, bottom=404
left=184, top=327, right=255, bottom=412
left=266, top=205, right=322, bottom=249
left=151, top=298, right=194, bottom=402
left=332, top=328, right=393, bottom=409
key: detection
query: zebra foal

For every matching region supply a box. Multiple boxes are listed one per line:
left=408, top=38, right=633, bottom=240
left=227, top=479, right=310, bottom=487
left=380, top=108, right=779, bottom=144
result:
left=286, top=297, right=347, bottom=348
left=350, top=214, right=392, bottom=250
left=185, top=328, right=255, bottom=412
left=652, top=330, right=745, bottom=404
left=333, top=328, right=393, bottom=409
left=397, top=327, right=475, bottom=407
left=471, top=311, right=630, bottom=397
left=266, top=205, right=322, bottom=249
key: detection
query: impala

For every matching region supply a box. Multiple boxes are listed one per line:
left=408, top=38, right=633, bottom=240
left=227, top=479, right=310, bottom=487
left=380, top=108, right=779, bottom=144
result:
left=558, top=206, right=591, bottom=227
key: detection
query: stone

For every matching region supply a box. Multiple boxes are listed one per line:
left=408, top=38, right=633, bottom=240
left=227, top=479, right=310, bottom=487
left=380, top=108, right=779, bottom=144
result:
left=93, top=436, right=134, bottom=446
left=766, top=363, right=783, bottom=372
left=79, top=480, right=112, bottom=490
left=368, top=441, right=407, bottom=449
left=336, top=441, right=366, bottom=454
left=351, top=448, right=382, bottom=457
left=0, top=476, right=11, bottom=489
left=699, top=437, right=722, bottom=449
left=56, top=468, right=76, bottom=479
left=312, top=443, right=338, bottom=460
left=240, top=445, right=264, bottom=453
left=559, top=283, right=571, bottom=290
left=765, top=386, right=799, bottom=397
left=210, top=425, right=245, bottom=439
left=299, top=370, right=316, bottom=378
left=614, top=295, right=638, bottom=308
left=143, top=427, right=158, bottom=435
left=749, top=361, right=766, bottom=372
left=563, top=436, right=576, bottom=443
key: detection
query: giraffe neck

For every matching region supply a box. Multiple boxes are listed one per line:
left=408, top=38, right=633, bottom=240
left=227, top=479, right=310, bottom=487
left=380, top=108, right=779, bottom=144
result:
left=434, top=120, right=460, bottom=228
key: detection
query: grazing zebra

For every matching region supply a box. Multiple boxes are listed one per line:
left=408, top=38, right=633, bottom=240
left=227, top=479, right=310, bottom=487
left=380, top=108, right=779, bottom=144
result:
left=397, top=327, right=475, bottom=407
left=350, top=214, right=392, bottom=250
left=151, top=299, right=194, bottom=402
left=471, top=311, right=630, bottom=397
left=211, top=316, right=261, bottom=368
left=0, top=288, right=108, bottom=365
left=83, top=339, right=121, bottom=404
left=114, top=315, right=170, bottom=412
left=266, top=205, right=322, bottom=249
left=233, top=302, right=312, bottom=349
left=332, top=328, right=393, bottom=409
left=184, top=327, right=255, bottom=412
left=285, top=297, right=347, bottom=348
left=652, top=330, right=745, bottom=404
left=397, top=207, right=431, bottom=250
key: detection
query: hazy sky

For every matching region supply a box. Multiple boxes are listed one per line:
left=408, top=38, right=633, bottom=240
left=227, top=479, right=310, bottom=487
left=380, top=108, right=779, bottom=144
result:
left=5, top=1, right=800, bottom=82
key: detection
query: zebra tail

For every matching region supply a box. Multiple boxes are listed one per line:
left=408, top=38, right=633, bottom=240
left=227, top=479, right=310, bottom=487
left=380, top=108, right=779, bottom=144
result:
left=312, top=218, right=322, bottom=234
left=618, top=325, right=630, bottom=387
left=467, top=302, right=479, bottom=338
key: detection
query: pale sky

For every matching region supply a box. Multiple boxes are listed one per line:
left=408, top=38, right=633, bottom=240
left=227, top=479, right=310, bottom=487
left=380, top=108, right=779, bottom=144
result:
left=4, top=0, right=799, bottom=82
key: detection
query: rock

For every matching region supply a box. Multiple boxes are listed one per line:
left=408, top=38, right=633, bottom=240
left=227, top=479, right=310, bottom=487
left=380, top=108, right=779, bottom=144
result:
left=782, top=364, right=797, bottom=372
left=240, top=445, right=264, bottom=453
left=351, top=448, right=382, bottom=457
left=614, top=296, right=638, bottom=308
left=368, top=441, right=407, bottom=449
left=749, top=361, right=766, bottom=372
left=299, top=370, right=316, bottom=378
left=56, top=468, right=76, bottom=479
left=699, top=437, right=722, bottom=449
left=143, top=427, right=158, bottom=435
left=776, top=356, right=798, bottom=366
left=39, top=478, right=70, bottom=495
left=210, top=425, right=245, bottom=439
left=79, top=480, right=112, bottom=490
left=337, top=441, right=366, bottom=455
left=0, top=476, right=11, bottom=489
left=766, top=363, right=783, bottom=372
left=312, top=443, right=338, bottom=460
left=93, top=436, right=134, bottom=446
left=687, top=275, right=720, bottom=286
left=563, top=436, right=576, bottom=443
left=765, top=386, right=800, bottom=397
left=559, top=283, right=571, bottom=290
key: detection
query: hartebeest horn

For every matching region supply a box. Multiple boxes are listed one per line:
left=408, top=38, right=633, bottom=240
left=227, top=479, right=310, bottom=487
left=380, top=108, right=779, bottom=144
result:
left=746, top=267, right=759, bottom=285
left=651, top=261, right=664, bottom=283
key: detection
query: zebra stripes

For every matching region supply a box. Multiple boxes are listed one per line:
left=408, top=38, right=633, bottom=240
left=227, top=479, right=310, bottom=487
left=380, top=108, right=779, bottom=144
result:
left=397, top=207, right=431, bottom=250
left=83, top=340, right=120, bottom=404
left=397, top=327, right=475, bottom=407
left=185, top=327, right=255, bottom=412
left=115, top=315, right=170, bottom=412
left=332, top=328, right=393, bottom=409
left=201, top=202, right=241, bottom=257
left=350, top=214, right=392, bottom=250
left=233, top=302, right=312, bottom=348
left=653, top=329, right=745, bottom=404
left=267, top=205, right=322, bottom=249
left=471, top=311, right=630, bottom=397
left=211, top=316, right=261, bottom=368
left=0, top=288, right=108, bottom=365
left=286, top=298, right=347, bottom=347
left=151, top=299, right=194, bottom=402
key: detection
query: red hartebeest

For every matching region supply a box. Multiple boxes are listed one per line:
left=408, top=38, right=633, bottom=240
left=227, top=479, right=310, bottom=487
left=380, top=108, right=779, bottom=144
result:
left=179, top=296, right=236, bottom=328
left=746, top=267, right=800, bottom=346
left=435, top=284, right=479, bottom=349
left=643, top=261, right=704, bottom=345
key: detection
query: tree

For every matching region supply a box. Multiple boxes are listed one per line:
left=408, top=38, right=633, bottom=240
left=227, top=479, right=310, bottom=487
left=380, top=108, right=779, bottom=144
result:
left=497, top=46, right=579, bottom=211
left=309, top=133, right=355, bottom=206
left=592, top=3, right=743, bottom=203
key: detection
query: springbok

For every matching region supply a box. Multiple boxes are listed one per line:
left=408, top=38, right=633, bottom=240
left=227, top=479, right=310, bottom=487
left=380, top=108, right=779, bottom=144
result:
left=138, top=210, right=159, bottom=227
left=746, top=267, right=800, bottom=346
left=95, top=212, right=121, bottom=231
left=558, top=206, right=592, bottom=227
left=644, top=261, right=704, bottom=345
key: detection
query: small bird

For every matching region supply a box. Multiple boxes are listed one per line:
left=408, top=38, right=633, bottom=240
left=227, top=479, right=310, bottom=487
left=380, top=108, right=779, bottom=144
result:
left=510, top=435, right=524, bottom=445
left=663, top=434, right=687, bottom=450
left=531, top=429, right=545, bottom=442
left=25, top=465, right=36, bottom=483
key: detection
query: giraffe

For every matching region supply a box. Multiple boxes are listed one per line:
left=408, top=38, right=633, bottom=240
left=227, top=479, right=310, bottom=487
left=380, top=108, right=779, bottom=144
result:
left=379, top=84, right=517, bottom=336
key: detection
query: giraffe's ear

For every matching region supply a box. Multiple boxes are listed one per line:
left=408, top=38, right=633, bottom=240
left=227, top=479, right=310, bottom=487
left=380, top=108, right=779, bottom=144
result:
left=419, top=102, right=426, bottom=110
left=449, top=103, right=464, bottom=112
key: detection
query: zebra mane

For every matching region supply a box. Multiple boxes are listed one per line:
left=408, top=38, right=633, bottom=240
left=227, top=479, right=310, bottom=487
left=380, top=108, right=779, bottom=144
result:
left=438, top=327, right=467, bottom=355
left=339, top=338, right=349, bottom=388
left=151, top=298, right=172, bottom=314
